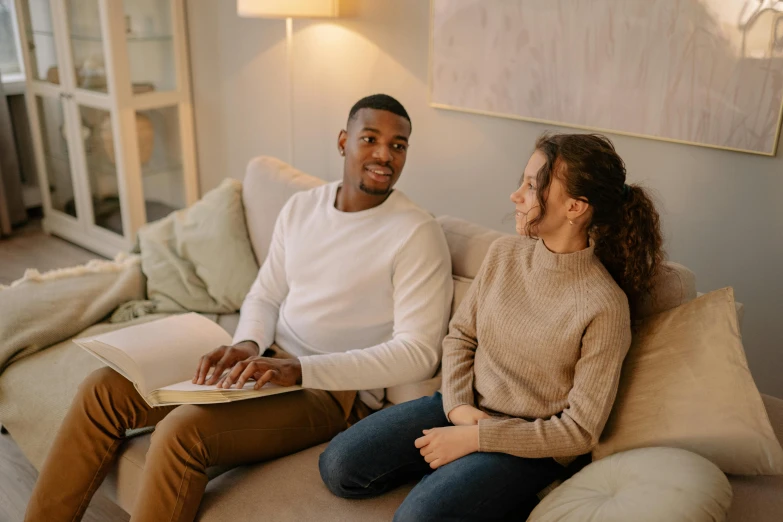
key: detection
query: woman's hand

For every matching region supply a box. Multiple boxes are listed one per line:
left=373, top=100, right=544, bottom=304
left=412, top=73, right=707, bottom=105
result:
left=447, top=405, right=490, bottom=426
left=414, top=426, right=479, bottom=469
left=217, top=356, right=302, bottom=390
left=193, top=341, right=260, bottom=385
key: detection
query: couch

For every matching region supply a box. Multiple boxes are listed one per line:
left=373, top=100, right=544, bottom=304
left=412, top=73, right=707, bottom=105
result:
left=2, top=157, right=781, bottom=521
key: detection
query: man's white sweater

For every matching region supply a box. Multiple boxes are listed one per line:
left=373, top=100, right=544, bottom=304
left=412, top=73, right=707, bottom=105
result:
left=233, top=181, right=453, bottom=408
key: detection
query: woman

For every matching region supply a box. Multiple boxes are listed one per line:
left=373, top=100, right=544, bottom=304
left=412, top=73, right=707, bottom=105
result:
left=318, top=133, right=665, bottom=521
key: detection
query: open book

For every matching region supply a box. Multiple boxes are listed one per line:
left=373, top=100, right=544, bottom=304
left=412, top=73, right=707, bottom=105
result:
left=75, top=313, right=301, bottom=407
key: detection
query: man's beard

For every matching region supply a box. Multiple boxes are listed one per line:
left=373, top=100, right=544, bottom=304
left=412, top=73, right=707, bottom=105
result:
left=359, top=181, right=392, bottom=196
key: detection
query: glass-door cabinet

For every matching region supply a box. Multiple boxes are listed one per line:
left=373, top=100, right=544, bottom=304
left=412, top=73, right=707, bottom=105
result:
left=14, top=0, right=197, bottom=256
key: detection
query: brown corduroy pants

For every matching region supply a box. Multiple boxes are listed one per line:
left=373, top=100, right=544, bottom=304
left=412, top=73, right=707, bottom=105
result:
left=25, top=347, right=364, bottom=522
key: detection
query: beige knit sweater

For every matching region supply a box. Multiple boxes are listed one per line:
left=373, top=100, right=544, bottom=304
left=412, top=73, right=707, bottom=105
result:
left=441, top=236, right=632, bottom=461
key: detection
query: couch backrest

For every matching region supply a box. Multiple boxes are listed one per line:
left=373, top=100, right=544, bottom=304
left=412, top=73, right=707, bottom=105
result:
left=243, top=157, right=326, bottom=265
left=242, top=156, right=696, bottom=321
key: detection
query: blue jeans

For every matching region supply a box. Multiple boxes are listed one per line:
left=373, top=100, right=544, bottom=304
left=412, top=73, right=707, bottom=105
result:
left=319, top=393, right=565, bottom=521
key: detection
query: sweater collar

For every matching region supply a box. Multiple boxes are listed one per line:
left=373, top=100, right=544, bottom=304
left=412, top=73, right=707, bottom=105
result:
left=328, top=182, right=400, bottom=218
left=532, top=238, right=597, bottom=272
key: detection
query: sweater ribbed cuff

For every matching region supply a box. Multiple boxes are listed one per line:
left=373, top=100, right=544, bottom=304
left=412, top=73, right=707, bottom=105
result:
left=442, top=401, right=473, bottom=423
left=441, top=391, right=475, bottom=420
left=478, top=418, right=500, bottom=453
left=477, top=418, right=531, bottom=454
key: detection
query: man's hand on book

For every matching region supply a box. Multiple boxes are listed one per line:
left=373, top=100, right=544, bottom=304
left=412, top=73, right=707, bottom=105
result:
left=216, top=356, right=303, bottom=390
left=193, top=341, right=260, bottom=385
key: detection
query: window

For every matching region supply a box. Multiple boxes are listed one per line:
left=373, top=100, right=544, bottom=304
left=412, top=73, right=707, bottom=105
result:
left=0, top=0, right=25, bottom=82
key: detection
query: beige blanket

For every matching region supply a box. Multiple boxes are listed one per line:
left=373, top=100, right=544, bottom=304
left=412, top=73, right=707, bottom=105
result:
left=0, top=255, right=146, bottom=374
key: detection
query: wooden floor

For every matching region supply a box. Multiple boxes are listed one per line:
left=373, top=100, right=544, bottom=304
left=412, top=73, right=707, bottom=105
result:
left=0, top=218, right=102, bottom=285
left=0, top=219, right=128, bottom=521
left=0, top=431, right=130, bottom=522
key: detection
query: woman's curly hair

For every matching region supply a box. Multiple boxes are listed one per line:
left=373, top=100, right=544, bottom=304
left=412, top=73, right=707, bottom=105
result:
left=527, top=133, right=665, bottom=314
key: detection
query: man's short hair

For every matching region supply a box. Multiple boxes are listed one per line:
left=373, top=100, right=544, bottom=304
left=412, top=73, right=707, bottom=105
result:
left=347, top=94, right=411, bottom=131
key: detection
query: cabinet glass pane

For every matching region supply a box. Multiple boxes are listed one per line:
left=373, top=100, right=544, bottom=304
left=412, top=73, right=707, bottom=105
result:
left=0, top=0, right=23, bottom=78
left=124, top=0, right=176, bottom=94
left=66, top=0, right=109, bottom=93
left=20, top=0, right=58, bottom=84
left=36, top=95, right=76, bottom=217
left=139, top=105, right=184, bottom=222
left=79, top=105, right=124, bottom=234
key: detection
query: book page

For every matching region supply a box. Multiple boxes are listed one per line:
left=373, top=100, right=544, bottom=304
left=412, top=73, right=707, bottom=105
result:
left=158, top=379, right=286, bottom=393
left=77, top=343, right=134, bottom=383
left=77, top=313, right=233, bottom=394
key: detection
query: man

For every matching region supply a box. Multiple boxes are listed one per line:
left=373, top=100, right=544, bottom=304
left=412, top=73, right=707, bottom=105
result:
left=26, top=94, right=453, bottom=522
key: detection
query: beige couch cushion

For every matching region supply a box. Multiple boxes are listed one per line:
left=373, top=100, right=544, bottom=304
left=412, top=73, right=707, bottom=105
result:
left=451, top=275, right=473, bottom=316
left=436, top=215, right=507, bottom=279
left=216, top=313, right=241, bottom=336
left=196, top=443, right=410, bottom=522
left=635, top=261, right=696, bottom=319
left=101, top=435, right=410, bottom=521
left=242, top=157, right=325, bottom=265
left=594, top=288, right=783, bottom=475
left=529, top=447, right=733, bottom=522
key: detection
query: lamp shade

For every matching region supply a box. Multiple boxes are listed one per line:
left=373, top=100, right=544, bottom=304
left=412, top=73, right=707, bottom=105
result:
left=237, top=0, right=340, bottom=18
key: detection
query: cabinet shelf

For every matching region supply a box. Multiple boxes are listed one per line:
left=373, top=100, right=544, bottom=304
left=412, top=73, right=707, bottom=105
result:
left=32, top=29, right=173, bottom=43
left=46, top=152, right=182, bottom=179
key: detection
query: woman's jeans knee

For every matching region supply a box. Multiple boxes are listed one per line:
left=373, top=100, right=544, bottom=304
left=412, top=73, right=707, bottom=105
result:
left=319, top=392, right=567, bottom=521
left=319, top=393, right=449, bottom=498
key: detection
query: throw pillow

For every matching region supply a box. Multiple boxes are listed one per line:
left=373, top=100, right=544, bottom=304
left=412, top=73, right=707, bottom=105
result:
left=529, top=447, right=733, bottom=522
left=593, top=288, right=783, bottom=475
left=138, top=178, right=259, bottom=314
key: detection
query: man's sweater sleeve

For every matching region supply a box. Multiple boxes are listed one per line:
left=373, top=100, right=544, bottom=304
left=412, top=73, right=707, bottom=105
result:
left=232, top=200, right=291, bottom=350
left=298, top=219, right=453, bottom=390
left=477, top=302, right=632, bottom=458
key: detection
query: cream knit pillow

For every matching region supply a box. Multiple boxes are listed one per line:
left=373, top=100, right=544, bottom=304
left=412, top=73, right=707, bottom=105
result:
left=594, top=288, right=783, bottom=475
left=530, top=447, right=733, bottom=522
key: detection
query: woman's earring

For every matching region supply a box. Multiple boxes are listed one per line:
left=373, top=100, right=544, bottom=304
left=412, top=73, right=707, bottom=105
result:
left=339, top=148, right=345, bottom=156
left=569, top=220, right=574, bottom=225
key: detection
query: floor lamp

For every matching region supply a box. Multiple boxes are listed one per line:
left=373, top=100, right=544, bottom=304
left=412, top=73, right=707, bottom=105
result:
left=237, top=0, right=341, bottom=166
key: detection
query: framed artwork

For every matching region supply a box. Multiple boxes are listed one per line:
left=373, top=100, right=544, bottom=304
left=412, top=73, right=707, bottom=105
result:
left=430, top=0, right=783, bottom=156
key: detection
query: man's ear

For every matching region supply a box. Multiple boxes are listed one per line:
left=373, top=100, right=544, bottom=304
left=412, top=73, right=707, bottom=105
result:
left=337, top=130, right=347, bottom=155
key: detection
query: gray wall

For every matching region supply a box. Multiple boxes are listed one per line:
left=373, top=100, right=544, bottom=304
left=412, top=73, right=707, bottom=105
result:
left=187, top=0, right=783, bottom=397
